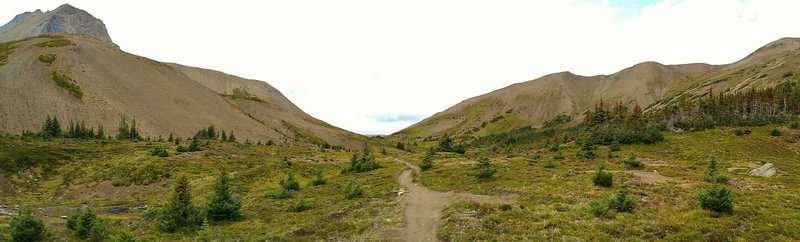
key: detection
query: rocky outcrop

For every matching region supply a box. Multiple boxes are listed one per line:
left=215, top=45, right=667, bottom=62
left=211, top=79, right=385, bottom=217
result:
left=0, top=4, right=113, bottom=43
left=749, top=163, right=777, bottom=177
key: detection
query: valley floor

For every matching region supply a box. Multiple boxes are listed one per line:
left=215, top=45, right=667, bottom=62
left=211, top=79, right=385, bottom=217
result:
left=0, top=125, right=799, bottom=241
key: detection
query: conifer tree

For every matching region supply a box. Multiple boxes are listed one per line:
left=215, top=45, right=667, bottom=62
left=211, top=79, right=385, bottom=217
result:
left=117, top=117, right=130, bottom=140
left=159, top=175, right=202, bottom=232
left=228, top=130, right=237, bottom=142
left=42, top=116, right=62, bottom=137
left=130, top=118, right=140, bottom=140
left=207, top=171, right=242, bottom=221
left=221, top=130, right=228, bottom=142
left=96, top=125, right=104, bottom=139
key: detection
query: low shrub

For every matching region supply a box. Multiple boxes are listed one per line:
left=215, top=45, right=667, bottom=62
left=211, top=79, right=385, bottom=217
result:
left=544, top=160, right=557, bottom=169
left=150, top=147, right=169, bottom=157
left=112, top=231, right=136, bottom=242
left=419, top=152, right=434, bottom=171
left=38, top=54, right=56, bottom=64
left=770, top=129, right=782, bottom=136
left=293, top=200, right=312, bottom=212
left=344, top=183, right=364, bottom=199
left=623, top=155, right=643, bottom=168
left=10, top=213, right=47, bottom=242
left=592, top=164, right=613, bottom=187
left=609, top=140, right=621, bottom=152
left=265, top=189, right=293, bottom=199
left=698, top=186, right=734, bottom=215
left=475, top=167, right=497, bottom=180
left=67, top=207, right=107, bottom=240
left=704, top=158, right=729, bottom=184
left=607, top=187, right=636, bottom=213
left=280, top=173, right=301, bottom=191
left=589, top=201, right=614, bottom=219
left=310, top=169, right=327, bottom=186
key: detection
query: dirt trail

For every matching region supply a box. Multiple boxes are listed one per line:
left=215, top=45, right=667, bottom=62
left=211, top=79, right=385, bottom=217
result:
left=395, top=159, right=518, bottom=242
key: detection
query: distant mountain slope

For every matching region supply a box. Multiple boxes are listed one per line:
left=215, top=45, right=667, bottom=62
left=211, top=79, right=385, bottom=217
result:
left=0, top=4, right=112, bottom=43
left=399, top=38, right=800, bottom=139
left=0, top=4, right=365, bottom=147
left=0, top=34, right=362, bottom=147
left=167, top=63, right=365, bottom=147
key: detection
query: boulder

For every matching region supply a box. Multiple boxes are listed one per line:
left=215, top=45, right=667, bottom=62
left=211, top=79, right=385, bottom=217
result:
left=749, top=163, right=776, bottom=177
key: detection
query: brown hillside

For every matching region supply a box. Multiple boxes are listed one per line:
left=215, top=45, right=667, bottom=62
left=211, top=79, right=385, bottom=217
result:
left=399, top=38, right=800, bottom=140
left=0, top=35, right=361, bottom=147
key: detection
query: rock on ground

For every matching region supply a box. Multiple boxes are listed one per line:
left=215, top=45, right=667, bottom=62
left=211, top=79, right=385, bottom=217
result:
left=749, top=163, right=776, bottom=177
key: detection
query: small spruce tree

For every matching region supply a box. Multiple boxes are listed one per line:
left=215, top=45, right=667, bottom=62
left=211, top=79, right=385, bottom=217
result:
left=698, top=186, right=734, bottom=215
left=10, top=212, right=47, bottom=242
left=607, top=186, right=636, bottom=213
left=159, top=175, right=202, bottom=232
left=207, top=171, right=243, bottom=221
left=593, top=164, right=614, bottom=187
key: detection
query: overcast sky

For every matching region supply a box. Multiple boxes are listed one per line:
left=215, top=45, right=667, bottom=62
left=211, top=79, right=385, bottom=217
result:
left=2, top=0, right=799, bottom=134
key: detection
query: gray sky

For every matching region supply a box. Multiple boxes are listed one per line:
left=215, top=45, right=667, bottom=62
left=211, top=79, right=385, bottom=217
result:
left=2, top=0, right=799, bottom=134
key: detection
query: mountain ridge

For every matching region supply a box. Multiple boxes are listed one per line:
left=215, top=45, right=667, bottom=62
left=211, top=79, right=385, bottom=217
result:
left=398, top=38, right=799, bottom=139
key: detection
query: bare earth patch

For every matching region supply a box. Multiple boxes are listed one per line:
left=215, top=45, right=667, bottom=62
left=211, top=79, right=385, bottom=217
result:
left=395, top=159, right=518, bottom=242
left=56, top=180, right=166, bottom=201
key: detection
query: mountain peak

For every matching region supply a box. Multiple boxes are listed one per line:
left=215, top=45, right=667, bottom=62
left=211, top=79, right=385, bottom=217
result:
left=0, top=3, right=113, bottom=43
left=54, top=3, right=78, bottom=11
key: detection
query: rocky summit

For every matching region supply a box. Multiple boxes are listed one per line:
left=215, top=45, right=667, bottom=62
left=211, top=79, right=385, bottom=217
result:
left=0, top=4, right=112, bottom=43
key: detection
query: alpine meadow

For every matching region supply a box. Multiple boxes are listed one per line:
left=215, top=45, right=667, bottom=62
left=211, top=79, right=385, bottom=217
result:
left=1, top=2, right=800, bottom=242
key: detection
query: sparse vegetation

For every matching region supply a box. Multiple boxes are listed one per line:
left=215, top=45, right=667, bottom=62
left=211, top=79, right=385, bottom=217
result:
left=279, top=173, right=301, bottom=191
left=623, top=155, right=642, bottom=168
left=589, top=201, right=614, bottom=219
left=222, top=87, right=264, bottom=102
left=310, top=169, right=327, bottom=186
left=292, top=200, right=312, bottom=212
left=436, top=134, right=466, bottom=154
left=34, top=36, right=72, bottom=47
left=343, top=148, right=381, bottom=173
left=543, top=160, right=557, bottom=169
left=37, top=54, right=56, bottom=64
left=703, top=158, right=729, bottom=184
left=51, top=70, right=83, bottom=99
left=343, top=183, right=364, bottom=199
left=474, top=156, right=496, bottom=180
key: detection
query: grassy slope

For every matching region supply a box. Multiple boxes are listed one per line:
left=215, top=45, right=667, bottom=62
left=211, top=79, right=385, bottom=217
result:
left=0, top=136, right=403, bottom=241
left=411, top=125, right=800, bottom=241
left=0, top=125, right=798, bottom=240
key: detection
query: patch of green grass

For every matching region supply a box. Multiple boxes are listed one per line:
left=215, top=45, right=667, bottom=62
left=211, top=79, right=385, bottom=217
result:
left=51, top=70, right=83, bottom=99
left=221, top=87, right=264, bottom=102
left=34, top=36, right=72, bottom=48
left=0, top=136, right=403, bottom=241
left=420, top=126, right=800, bottom=240
left=38, top=54, right=56, bottom=64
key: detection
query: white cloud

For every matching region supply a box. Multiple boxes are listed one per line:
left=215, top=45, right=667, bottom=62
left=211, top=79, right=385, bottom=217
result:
left=1, top=0, right=798, bottom=134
